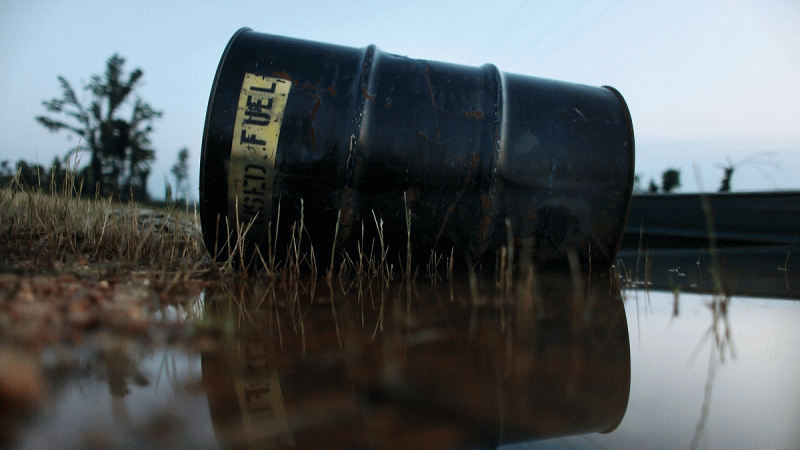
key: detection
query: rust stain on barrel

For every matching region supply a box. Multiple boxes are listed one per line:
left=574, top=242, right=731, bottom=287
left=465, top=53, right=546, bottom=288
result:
left=461, top=110, right=484, bottom=119
left=272, top=71, right=299, bottom=84
left=307, top=95, right=321, bottom=152
left=423, top=66, right=442, bottom=140
left=477, top=213, right=491, bottom=242
left=481, top=194, right=491, bottom=210
left=362, top=87, right=375, bottom=102
left=337, top=187, right=357, bottom=244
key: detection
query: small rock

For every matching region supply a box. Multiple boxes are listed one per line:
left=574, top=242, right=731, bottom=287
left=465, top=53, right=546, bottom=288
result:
left=30, top=276, right=58, bottom=296
left=0, top=349, right=47, bottom=445
left=16, top=281, right=35, bottom=303
left=0, top=274, right=17, bottom=290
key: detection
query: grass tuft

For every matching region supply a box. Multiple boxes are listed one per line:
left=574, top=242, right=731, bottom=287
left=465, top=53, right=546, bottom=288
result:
left=1, top=171, right=206, bottom=276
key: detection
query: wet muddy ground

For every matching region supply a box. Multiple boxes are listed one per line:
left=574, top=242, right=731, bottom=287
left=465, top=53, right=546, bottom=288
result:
left=2, top=244, right=798, bottom=449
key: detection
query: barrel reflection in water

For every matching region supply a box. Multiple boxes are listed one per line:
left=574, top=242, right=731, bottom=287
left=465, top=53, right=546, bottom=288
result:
left=200, top=28, right=635, bottom=269
left=201, top=271, right=630, bottom=449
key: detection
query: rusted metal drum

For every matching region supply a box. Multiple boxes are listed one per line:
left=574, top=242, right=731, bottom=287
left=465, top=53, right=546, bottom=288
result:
left=200, top=28, right=635, bottom=269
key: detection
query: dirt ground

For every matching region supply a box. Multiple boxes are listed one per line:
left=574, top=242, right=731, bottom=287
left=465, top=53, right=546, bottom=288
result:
left=0, top=268, right=207, bottom=446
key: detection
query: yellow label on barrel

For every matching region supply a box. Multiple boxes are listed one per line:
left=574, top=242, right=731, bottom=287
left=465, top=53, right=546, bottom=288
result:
left=233, top=371, right=294, bottom=447
left=229, top=73, right=291, bottom=229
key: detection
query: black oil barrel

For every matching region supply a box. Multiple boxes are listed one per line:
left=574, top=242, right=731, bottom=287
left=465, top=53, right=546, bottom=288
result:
left=200, top=28, right=635, bottom=270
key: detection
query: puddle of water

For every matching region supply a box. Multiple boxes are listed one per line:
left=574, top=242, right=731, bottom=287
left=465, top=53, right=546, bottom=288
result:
left=525, top=292, right=800, bottom=450
left=16, top=345, right=215, bottom=449
left=192, top=271, right=630, bottom=449
left=616, top=245, right=800, bottom=299
left=9, top=252, right=800, bottom=449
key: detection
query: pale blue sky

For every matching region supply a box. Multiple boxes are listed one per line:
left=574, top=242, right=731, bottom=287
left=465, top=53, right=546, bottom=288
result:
left=1, top=0, right=798, bottom=199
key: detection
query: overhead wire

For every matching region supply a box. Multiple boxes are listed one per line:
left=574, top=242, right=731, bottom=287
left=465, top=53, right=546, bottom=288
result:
left=472, top=0, right=624, bottom=70
left=525, top=0, right=622, bottom=67
left=468, top=0, right=542, bottom=65
left=509, top=0, right=592, bottom=64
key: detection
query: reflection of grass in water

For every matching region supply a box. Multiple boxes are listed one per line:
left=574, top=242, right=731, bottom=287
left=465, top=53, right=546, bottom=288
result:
left=618, top=170, right=745, bottom=450
left=689, top=293, right=736, bottom=450
left=782, top=241, right=795, bottom=292
left=687, top=166, right=732, bottom=448
left=199, top=269, right=630, bottom=449
left=210, top=240, right=622, bottom=339
left=195, top=239, right=634, bottom=439
left=617, top=245, right=737, bottom=450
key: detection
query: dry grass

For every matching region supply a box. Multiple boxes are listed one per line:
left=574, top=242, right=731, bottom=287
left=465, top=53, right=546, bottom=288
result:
left=0, top=180, right=206, bottom=277
left=0, top=170, right=443, bottom=300
left=1, top=167, right=636, bottom=294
